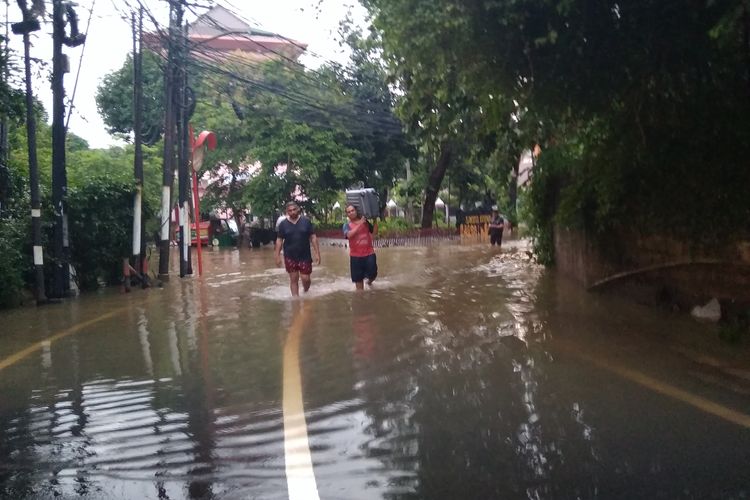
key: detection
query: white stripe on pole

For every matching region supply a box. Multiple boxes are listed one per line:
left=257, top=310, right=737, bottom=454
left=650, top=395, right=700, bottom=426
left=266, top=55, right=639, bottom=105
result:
left=181, top=202, right=189, bottom=262
left=133, top=188, right=142, bottom=256
left=33, top=246, right=43, bottom=265
left=31, top=209, right=41, bottom=217
left=160, top=186, right=171, bottom=241
left=62, top=213, right=69, bottom=247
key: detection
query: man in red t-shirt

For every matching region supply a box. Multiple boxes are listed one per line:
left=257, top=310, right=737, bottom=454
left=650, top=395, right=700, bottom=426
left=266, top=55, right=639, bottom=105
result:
left=343, top=204, right=378, bottom=290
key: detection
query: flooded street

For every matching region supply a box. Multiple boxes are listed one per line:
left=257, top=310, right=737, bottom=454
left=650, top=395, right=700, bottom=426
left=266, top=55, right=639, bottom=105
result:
left=1, top=243, right=749, bottom=499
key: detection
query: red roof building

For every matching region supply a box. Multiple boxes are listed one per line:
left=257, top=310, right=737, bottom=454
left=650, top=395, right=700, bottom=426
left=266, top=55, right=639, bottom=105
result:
left=145, top=4, right=307, bottom=63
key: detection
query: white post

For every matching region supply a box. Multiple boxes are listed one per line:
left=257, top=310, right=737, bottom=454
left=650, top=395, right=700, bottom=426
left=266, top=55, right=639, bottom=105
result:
left=180, top=201, right=189, bottom=264
left=132, top=186, right=142, bottom=256
left=160, top=186, right=171, bottom=243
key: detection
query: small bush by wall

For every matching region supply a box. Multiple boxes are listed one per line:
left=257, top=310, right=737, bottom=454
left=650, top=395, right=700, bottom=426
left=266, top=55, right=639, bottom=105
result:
left=0, top=215, right=28, bottom=308
left=67, top=178, right=151, bottom=290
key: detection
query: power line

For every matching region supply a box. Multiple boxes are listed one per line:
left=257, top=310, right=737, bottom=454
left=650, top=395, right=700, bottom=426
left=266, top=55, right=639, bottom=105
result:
left=65, top=0, right=96, bottom=131
left=102, top=0, right=406, bottom=139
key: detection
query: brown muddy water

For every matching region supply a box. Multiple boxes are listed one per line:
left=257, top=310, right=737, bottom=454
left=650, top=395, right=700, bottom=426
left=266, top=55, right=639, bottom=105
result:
left=0, top=242, right=748, bottom=499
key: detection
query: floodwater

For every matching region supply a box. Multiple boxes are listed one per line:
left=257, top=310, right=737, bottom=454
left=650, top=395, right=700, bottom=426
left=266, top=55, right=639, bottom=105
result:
left=1, top=242, right=749, bottom=499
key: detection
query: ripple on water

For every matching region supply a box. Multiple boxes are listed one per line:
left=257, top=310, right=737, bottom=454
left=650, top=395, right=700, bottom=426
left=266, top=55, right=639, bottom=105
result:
left=250, top=277, right=399, bottom=301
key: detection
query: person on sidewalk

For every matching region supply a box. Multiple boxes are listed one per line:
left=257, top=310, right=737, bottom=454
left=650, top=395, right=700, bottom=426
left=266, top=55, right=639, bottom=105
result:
left=343, top=204, right=377, bottom=290
left=275, top=202, right=321, bottom=296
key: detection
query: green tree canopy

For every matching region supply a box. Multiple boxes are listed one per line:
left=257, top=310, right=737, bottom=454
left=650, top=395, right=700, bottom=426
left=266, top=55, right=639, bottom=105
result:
left=95, top=49, right=164, bottom=144
left=363, top=0, right=750, bottom=249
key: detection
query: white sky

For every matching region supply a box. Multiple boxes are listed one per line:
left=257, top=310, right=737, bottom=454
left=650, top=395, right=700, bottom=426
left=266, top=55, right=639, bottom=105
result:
left=5, top=0, right=367, bottom=149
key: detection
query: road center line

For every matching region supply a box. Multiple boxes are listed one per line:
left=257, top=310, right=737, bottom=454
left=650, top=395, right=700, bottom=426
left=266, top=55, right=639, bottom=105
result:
left=282, top=302, right=320, bottom=500
left=0, top=307, right=126, bottom=373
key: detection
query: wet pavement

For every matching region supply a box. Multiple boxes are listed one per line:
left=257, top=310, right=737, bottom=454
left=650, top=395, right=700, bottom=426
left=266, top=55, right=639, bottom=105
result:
left=1, top=242, right=749, bottom=499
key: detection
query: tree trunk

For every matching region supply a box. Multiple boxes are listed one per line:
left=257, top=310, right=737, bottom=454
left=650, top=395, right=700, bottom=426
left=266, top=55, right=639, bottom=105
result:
left=421, top=144, right=452, bottom=228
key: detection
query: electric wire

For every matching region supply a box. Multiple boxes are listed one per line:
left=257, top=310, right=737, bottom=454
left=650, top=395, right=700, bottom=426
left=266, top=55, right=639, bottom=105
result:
left=125, top=0, right=400, bottom=133
left=65, top=0, right=96, bottom=131
left=105, top=0, right=406, bottom=140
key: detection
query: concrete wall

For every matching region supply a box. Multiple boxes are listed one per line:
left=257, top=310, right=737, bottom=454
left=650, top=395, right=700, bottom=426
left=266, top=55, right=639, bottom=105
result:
left=554, top=226, right=750, bottom=305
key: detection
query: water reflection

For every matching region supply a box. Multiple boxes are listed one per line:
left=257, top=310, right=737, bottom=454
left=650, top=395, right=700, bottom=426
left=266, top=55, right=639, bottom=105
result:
left=0, top=245, right=748, bottom=498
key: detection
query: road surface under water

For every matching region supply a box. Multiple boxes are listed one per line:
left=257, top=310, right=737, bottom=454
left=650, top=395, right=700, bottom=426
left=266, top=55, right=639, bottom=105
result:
left=0, top=242, right=749, bottom=499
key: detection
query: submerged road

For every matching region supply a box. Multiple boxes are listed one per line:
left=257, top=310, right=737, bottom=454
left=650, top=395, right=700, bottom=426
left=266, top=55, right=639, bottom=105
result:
left=0, top=243, right=749, bottom=499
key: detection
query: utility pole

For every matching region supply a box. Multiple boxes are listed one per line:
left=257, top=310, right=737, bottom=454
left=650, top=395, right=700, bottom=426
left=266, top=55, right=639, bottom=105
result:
left=158, top=0, right=180, bottom=280
left=0, top=0, right=10, bottom=213
left=12, top=0, right=46, bottom=304
left=177, top=20, right=193, bottom=277
left=131, top=8, right=149, bottom=287
left=50, top=0, right=84, bottom=298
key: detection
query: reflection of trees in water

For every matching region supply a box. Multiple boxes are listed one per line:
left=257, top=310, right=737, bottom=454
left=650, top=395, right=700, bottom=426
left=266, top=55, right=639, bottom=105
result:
left=349, top=260, right=601, bottom=498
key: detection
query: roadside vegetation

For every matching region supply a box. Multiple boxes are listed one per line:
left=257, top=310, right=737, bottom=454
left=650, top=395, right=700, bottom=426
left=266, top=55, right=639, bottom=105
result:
left=2, top=1, right=748, bottom=308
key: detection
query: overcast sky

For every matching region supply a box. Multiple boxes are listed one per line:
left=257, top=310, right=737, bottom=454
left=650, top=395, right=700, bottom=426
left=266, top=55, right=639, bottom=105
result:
left=5, top=0, right=367, bottom=149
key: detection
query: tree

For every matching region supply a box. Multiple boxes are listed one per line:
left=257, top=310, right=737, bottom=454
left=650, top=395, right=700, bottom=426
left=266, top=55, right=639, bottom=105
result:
left=195, top=59, right=362, bottom=218
left=363, top=0, right=750, bottom=248
left=95, top=50, right=164, bottom=144
left=362, top=0, right=519, bottom=227
left=336, top=21, right=413, bottom=216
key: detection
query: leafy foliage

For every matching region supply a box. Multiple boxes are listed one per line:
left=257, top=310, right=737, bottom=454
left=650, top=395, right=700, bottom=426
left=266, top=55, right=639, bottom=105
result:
left=0, top=213, right=28, bottom=308
left=95, top=50, right=164, bottom=144
left=364, top=0, right=750, bottom=258
left=190, top=48, right=409, bottom=221
left=362, top=0, right=519, bottom=226
left=67, top=177, right=150, bottom=290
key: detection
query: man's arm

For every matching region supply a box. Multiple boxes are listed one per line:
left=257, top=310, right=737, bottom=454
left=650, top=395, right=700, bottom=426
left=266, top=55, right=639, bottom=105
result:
left=310, top=234, right=321, bottom=265
left=274, top=237, right=283, bottom=266
left=343, top=222, right=351, bottom=239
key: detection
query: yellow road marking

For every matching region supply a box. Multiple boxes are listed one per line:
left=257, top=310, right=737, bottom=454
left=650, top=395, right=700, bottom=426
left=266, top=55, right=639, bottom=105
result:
left=282, top=302, right=320, bottom=500
left=0, top=308, right=126, bottom=373
left=563, top=343, right=750, bottom=429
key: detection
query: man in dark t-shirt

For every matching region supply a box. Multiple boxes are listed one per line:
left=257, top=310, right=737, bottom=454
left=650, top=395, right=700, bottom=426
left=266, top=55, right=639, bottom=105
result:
left=488, top=209, right=505, bottom=247
left=275, top=202, right=321, bottom=296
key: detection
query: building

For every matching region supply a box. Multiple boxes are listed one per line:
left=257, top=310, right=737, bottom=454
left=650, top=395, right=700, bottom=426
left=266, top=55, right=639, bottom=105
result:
left=144, top=4, right=307, bottom=63
left=187, top=5, right=307, bottom=62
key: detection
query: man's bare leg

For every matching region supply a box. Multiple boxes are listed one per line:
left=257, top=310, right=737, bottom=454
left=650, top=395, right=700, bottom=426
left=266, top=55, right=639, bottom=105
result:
left=355, top=281, right=364, bottom=291
left=301, top=273, right=311, bottom=292
left=289, top=271, right=300, bottom=296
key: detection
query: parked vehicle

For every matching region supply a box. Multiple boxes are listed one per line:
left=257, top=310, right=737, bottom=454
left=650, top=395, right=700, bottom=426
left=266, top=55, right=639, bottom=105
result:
left=190, top=221, right=211, bottom=246
left=244, top=216, right=277, bottom=248
left=211, top=218, right=240, bottom=247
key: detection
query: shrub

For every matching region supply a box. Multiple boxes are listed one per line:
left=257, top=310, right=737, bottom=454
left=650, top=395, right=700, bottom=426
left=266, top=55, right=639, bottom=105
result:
left=67, top=177, right=151, bottom=290
left=0, top=215, right=28, bottom=308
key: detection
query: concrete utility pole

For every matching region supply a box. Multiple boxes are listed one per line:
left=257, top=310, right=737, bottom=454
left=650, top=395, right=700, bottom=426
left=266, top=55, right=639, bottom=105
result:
left=12, top=0, right=46, bottom=304
left=0, top=0, right=9, bottom=213
left=131, top=8, right=149, bottom=288
left=50, top=0, right=85, bottom=298
left=158, top=0, right=181, bottom=280
left=177, top=22, right=193, bottom=278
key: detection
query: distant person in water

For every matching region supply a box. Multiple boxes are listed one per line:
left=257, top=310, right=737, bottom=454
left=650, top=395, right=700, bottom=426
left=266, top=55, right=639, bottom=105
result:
left=275, top=202, right=321, bottom=296
left=488, top=209, right=505, bottom=247
left=343, top=204, right=377, bottom=290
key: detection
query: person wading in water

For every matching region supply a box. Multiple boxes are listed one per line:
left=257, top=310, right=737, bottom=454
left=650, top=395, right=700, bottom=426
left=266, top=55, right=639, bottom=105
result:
left=275, top=202, right=321, bottom=296
left=343, top=204, right=378, bottom=290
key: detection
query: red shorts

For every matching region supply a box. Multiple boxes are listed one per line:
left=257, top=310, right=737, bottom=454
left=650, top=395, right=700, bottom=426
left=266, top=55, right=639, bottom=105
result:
left=284, top=256, right=312, bottom=275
